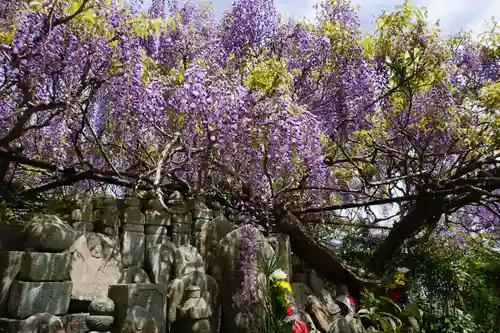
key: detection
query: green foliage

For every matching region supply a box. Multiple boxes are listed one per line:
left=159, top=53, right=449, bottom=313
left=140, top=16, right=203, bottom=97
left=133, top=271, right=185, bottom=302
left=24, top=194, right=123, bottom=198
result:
left=356, top=289, right=422, bottom=332
left=250, top=252, right=294, bottom=333
left=422, top=310, right=476, bottom=333
left=341, top=232, right=500, bottom=333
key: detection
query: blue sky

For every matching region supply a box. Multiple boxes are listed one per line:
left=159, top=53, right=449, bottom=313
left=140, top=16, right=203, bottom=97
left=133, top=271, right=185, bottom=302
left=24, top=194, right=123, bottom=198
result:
left=165, top=0, right=499, bottom=37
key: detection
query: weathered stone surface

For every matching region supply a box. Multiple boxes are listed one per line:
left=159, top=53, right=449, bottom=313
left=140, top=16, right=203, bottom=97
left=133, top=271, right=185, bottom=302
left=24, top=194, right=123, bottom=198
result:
left=309, top=272, right=337, bottom=313
left=180, top=286, right=212, bottom=319
left=27, top=215, right=74, bottom=252
left=74, top=195, right=94, bottom=223
left=173, top=286, right=212, bottom=333
left=121, top=306, right=158, bottom=333
left=96, top=197, right=120, bottom=230
left=121, top=231, right=145, bottom=268
left=7, top=280, right=72, bottom=319
left=109, top=283, right=167, bottom=333
left=300, top=310, right=318, bottom=332
left=146, top=242, right=176, bottom=284
left=62, top=313, right=89, bottom=333
left=16, top=313, right=65, bottom=333
left=0, top=250, right=23, bottom=315
left=71, top=222, right=94, bottom=238
left=171, top=233, right=191, bottom=247
left=167, top=191, right=186, bottom=213
left=18, top=251, right=71, bottom=282
left=173, top=244, right=204, bottom=278
left=145, top=199, right=171, bottom=226
left=144, top=225, right=168, bottom=235
left=292, top=282, right=314, bottom=311
left=327, top=315, right=354, bottom=333
left=85, top=315, right=114, bottom=331
left=171, top=213, right=193, bottom=246
left=306, top=295, right=335, bottom=333
left=216, top=225, right=274, bottom=333
left=197, top=214, right=234, bottom=273
left=193, top=202, right=213, bottom=221
left=0, top=317, right=23, bottom=333
left=70, top=233, right=122, bottom=300
left=121, top=196, right=146, bottom=225
left=269, top=233, right=292, bottom=277
left=145, top=226, right=171, bottom=255
left=167, top=271, right=219, bottom=330
left=118, top=267, right=151, bottom=284
left=122, top=223, right=145, bottom=233
left=89, top=297, right=115, bottom=315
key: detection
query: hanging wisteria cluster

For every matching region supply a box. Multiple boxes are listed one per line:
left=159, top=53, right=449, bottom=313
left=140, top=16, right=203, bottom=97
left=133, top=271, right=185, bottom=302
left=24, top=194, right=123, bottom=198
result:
left=0, top=0, right=499, bottom=239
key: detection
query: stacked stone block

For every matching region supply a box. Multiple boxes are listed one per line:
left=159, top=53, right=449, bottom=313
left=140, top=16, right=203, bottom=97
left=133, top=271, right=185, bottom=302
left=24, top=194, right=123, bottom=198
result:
left=193, top=202, right=213, bottom=252
left=86, top=297, right=115, bottom=333
left=169, top=191, right=192, bottom=246
left=94, top=196, right=120, bottom=239
left=70, top=195, right=95, bottom=238
left=7, top=215, right=73, bottom=319
left=145, top=197, right=171, bottom=260
left=120, top=195, right=146, bottom=268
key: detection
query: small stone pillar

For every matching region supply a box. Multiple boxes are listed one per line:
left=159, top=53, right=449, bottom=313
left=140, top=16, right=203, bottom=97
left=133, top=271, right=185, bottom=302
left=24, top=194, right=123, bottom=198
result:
left=95, top=196, right=120, bottom=239
left=70, top=195, right=94, bottom=238
left=178, top=286, right=212, bottom=333
left=120, top=194, right=146, bottom=268
left=86, top=297, right=115, bottom=332
left=145, top=198, right=171, bottom=260
left=169, top=191, right=191, bottom=246
left=193, top=202, right=213, bottom=253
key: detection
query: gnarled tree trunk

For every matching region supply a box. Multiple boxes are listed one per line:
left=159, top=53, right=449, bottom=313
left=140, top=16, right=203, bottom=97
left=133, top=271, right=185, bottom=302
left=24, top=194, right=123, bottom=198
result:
left=273, top=204, right=380, bottom=297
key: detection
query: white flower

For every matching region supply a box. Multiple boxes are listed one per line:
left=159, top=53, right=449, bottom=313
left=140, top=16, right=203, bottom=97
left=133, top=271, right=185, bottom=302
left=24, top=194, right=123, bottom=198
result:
left=397, top=267, right=409, bottom=273
left=269, top=269, right=287, bottom=281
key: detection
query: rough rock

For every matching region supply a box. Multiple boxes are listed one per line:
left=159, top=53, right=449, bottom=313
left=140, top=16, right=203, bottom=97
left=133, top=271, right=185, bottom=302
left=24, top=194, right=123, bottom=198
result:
left=327, top=315, right=355, bottom=333
left=306, top=295, right=335, bottom=333
left=292, top=282, right=314, bottom=311
left=26, top=215, right=74, bottom=252
left=121, top=306, right=158, bottom=333
left=88, top=297, right=115, bottom=315
left=17, top=313, right=65, bottom=333
left=146, top=242, right=176, bottom=284
left=173, top=244, right=204, bottom=278
left=118, top=267, right=151, bottom=284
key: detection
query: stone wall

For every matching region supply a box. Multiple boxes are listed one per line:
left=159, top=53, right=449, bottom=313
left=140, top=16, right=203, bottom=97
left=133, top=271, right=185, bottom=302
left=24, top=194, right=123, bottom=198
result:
left=0, top=192, right=364, bottom=333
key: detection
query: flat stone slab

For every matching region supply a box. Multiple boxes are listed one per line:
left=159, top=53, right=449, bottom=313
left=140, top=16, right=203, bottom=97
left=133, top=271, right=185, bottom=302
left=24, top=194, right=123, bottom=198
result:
left=108, top=283, right=167, bottom=333
left=8, top=280, right=72, bottom=319
left=70, top=233, right=122, bottom=300
left=18, top=251, right=72, bottom=281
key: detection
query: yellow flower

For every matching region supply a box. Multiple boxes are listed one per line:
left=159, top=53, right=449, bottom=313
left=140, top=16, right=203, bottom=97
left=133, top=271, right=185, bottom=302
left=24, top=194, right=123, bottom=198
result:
left=275, top=280, right=292, bottom=292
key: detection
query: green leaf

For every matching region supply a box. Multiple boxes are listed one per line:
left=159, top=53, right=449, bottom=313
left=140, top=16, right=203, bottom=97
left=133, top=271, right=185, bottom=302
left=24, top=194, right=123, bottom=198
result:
left=407, top=316, right=420, bottom=330
left=404, top=303, right=422, bottom=322
left=380, top=296, right=403, bottom=313
left=378, top=318, right=393, bottom=332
